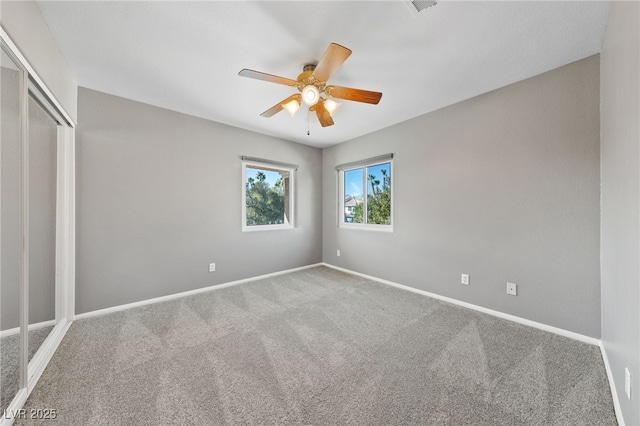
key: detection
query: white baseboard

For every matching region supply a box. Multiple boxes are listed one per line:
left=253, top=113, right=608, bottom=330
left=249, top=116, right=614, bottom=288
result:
left=599, top=343, right=625, bottom=426
left=74, top=263, right=323, bottom=321
left=0, top=319, right=57, bottom=339
left=322, top=263, right=600, bottom=346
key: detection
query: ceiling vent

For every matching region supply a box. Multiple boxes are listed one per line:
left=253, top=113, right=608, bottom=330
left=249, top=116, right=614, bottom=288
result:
left=405, top=0, right=437, bottom=16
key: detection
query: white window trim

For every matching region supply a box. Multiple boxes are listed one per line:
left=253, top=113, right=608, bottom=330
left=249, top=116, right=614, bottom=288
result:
left=338, top=158, right=393, bottom=232
left=241, top=159, right=296, bottom=232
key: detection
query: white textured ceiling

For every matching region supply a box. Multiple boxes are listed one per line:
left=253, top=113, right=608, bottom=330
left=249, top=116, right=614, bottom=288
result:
left=37, top=1, right=610, bottom=148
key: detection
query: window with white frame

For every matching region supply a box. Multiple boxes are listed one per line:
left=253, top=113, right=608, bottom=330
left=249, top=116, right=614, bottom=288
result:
left=242, top=157, right=296, bottom=231
left=338, top=154, right=393, bottom=229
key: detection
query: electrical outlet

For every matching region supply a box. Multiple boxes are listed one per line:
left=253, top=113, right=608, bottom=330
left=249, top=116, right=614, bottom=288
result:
left=461, top=274, right=469, bottom=285
left=209, top=263, right=216, bottom=272
left=625, top=368, right=632, bottom=399
left=506, top=282, right=517, bottom=296
left=337, top=250, right=341, bottom=257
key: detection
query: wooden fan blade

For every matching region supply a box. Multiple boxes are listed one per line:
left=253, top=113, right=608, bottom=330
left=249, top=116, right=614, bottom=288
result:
left=325, top=85, right=382, bottom=104
left=314, top=99, right=334, bottom=127
left=260, top=94, right=301, bottom=118
left=239, top=69, right=298, bottom=86
left=312, top=43, right=352, bottom=82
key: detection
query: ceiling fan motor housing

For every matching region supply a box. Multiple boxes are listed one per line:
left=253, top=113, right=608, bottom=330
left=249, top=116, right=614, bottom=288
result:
left=297, top=65, right=326, bottom=94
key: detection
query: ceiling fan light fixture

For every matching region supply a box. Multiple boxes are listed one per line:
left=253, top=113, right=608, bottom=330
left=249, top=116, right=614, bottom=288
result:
left=239, top=43, right=382, bottom=128
left=283, top=99, right=300, bottom=117
left=302, top=85, right=320, bottom=106
left=324, top=98, right=341, bottom=116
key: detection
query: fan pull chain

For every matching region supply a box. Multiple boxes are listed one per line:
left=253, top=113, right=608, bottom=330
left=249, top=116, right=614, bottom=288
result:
left=307, top=110, right=310, bottom=136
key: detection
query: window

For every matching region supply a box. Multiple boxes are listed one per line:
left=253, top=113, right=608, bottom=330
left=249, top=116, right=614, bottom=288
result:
left=338, top=155, right=393, bottom=230
left=242, top=158, right=296, bottom=231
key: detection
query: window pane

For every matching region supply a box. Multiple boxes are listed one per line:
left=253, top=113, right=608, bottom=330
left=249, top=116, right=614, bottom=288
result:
left=344, top=168, right=364, bottom=223
left=366, top=162, right=391, bottom=225
left=245, top=166, right=288, bottom=226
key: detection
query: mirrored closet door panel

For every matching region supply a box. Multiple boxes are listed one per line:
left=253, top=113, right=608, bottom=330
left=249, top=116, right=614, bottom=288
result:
left=26, top=94, right=58, bottom=362
left=0, top=47, right=24, bottom=412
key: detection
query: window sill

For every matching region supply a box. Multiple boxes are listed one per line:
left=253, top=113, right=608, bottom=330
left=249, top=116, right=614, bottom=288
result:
left=242, top=224, right=294, bottom=232
left=339, top=223, right=393, bottom=232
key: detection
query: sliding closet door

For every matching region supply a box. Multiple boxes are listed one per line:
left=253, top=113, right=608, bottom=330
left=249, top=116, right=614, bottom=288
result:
left=27, top=95, right=58, bottom=360
left=0, top=47, right=24, bottom=412
left=0, top=32, right=75, bottom=421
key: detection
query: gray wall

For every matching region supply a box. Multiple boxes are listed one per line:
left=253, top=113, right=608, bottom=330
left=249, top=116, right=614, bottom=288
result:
left=75, top=88, right=322, bottom=314
left=600, top=2, right=640, bottom=425
left=323, top=55, right=601, bottom=338
left=0, top=0, right=78, bottom=122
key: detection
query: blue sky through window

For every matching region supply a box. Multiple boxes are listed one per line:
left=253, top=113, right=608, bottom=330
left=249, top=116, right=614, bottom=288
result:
left=345, top=163, right=390, bottom=198
left=366, top=163, right=390, bottom=196
left=344, top=168, right=364, bottom=198
left=246, top=167, right=281, bottom=187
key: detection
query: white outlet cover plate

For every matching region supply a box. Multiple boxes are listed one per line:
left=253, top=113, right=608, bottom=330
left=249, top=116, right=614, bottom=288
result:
left=461, top=274, right=469, bottom=285
left=209, top=263, right=216, bottom=272
left=507, top=282, right=517, bottom=296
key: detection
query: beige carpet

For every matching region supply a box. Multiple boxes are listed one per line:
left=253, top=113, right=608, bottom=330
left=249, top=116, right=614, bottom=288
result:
left=16, top=267, right=615, bottom=425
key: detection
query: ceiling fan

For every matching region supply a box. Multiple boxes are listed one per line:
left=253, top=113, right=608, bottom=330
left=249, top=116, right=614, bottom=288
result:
left=238, top=43, right=382, bottom=128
